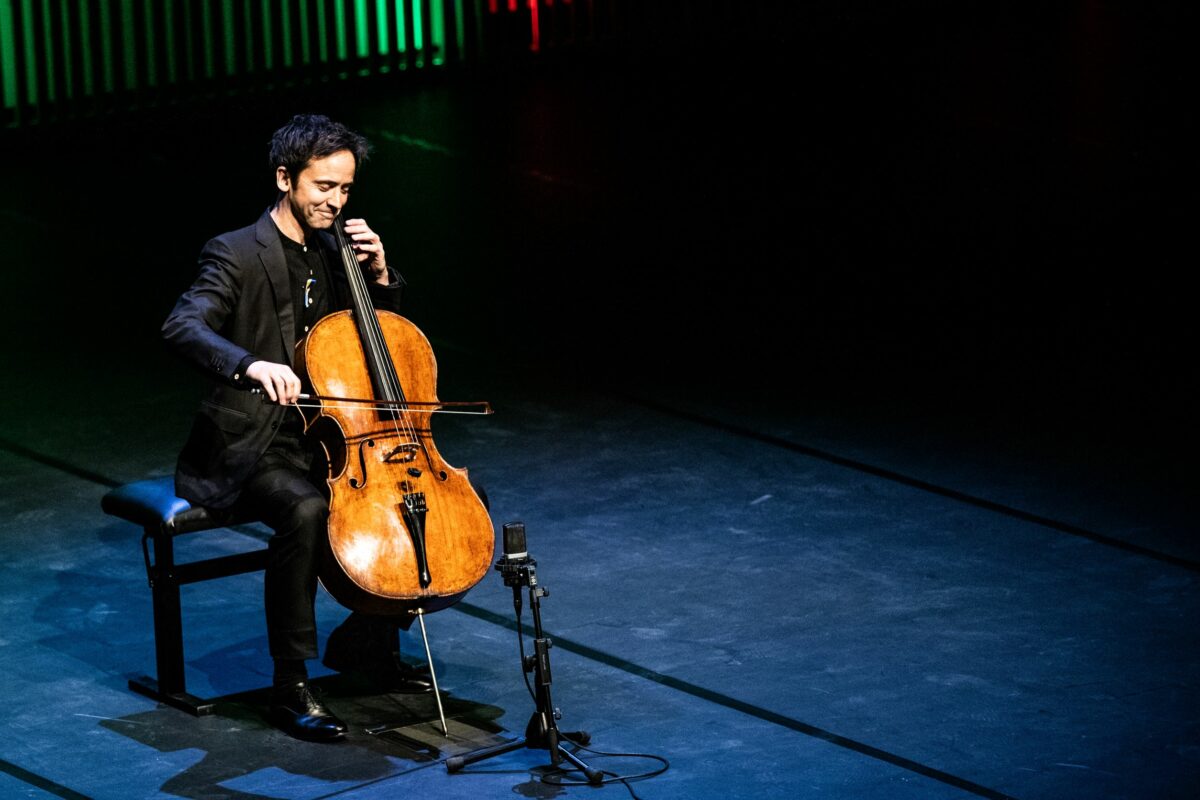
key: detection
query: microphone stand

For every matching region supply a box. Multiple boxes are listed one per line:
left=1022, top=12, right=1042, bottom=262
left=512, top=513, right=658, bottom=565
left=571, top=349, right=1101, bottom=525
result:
left=446, top=524, right=602, bottom=784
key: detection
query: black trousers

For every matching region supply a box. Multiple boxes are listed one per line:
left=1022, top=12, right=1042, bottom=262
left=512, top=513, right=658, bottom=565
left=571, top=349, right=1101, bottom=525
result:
left=232, top=430, right=326, bottom=661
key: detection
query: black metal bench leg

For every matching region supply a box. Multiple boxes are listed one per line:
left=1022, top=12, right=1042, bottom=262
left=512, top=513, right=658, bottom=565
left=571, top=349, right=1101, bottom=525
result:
left=127, top=524, right=215, bottom=716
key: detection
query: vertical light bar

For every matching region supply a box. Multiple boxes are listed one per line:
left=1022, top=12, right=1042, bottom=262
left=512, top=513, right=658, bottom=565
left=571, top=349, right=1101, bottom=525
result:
left=410, top=0, right=423, bottom=62
left=393, top=0, right=407, bottom=55
left=119, top=0, right=137, bottom=89
left=333, top=0, right=347, bottom=61
left=526, top=0, right=539, bottom=53
left=58, top=0, right=73, bottom=99
left=453, top=0, right=466, bottom=63
left=315, top=0, right=328, bottom=63
left=162, top=0, right=175, bottom=83
left=20, top=0, right=38, bottom=104
left=430, top=0, right=445, bottom=65
left=0, top=0, right=16, bottom=112
left=260, top=0, right=273, bottom=70
left=221, top=0, right=234, bottom=75
left=375, top=0, right=388, bottom=55
left=142, top=0, right=157, bottom=87
left=180, top=0, right=196, bottom=80
left=241, top=0, right=253, bottom=72
left=40, top=0, right=56, bottom=101
left=97, top=0, right=114, bottom=92
left=199, top=0, right=213, bottom=78
left=280, top=0, right=292, bottom=67
left=77, top=0, right=95, bottom=96
left=298, top=0, right=311, bottom=65
left=354, top=0, right=369, bottom=59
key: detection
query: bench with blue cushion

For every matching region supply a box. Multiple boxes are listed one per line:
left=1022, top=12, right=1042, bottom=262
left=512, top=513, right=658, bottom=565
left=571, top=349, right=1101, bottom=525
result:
left=101, top=476, right=269, bottom=715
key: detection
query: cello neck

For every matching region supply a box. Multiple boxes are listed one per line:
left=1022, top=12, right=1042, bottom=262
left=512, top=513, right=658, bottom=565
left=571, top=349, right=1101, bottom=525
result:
left=332, top=215, right=406, bottom=406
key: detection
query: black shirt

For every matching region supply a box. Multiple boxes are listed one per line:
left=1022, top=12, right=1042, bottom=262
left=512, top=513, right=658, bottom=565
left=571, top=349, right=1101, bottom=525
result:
left=277, top=225, right=333, bottom=343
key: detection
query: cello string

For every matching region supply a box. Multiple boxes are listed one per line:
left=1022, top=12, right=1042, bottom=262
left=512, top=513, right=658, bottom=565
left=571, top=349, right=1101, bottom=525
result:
left=338, top=217, right=430, bottom=464
left=335, top=217, right=423, bottom=457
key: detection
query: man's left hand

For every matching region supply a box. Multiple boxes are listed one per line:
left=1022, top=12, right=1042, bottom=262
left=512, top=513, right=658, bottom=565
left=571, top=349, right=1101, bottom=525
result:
left=343, top=217, right=388, bottom=285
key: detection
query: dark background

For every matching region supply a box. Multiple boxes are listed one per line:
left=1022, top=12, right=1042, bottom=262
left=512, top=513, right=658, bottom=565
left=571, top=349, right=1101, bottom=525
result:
left=1, top=2, right=1190, bottom=462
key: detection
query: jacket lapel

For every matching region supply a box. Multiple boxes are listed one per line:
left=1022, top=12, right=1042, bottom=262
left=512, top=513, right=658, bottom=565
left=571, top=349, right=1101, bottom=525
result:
left=255, top=210, right=296, bottom=365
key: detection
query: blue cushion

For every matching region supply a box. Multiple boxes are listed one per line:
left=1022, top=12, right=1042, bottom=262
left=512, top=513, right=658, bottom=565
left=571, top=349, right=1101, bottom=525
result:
left=101, top=476, right=192, bottom=528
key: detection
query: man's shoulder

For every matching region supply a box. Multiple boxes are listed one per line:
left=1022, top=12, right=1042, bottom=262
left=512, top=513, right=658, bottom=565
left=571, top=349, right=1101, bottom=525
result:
left=204, top=211, right=275, bottom=256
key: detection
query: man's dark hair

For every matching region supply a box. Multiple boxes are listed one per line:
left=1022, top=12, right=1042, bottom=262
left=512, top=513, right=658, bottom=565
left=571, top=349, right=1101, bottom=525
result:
left=268, top=113, right=370, bottom=178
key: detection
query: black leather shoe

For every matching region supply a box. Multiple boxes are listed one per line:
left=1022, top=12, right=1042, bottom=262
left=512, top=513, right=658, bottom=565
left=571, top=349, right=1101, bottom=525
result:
left=323, top=615, right=434, bottom=694
left=269, top=682, right=348, bottom=742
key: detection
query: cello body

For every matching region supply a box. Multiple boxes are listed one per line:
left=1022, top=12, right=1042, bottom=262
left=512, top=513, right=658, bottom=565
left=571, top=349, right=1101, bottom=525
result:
left=296, top=305, right=494, bottom=617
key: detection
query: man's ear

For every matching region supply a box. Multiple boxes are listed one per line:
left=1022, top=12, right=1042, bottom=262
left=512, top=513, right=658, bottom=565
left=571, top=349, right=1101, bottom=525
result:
left=274, top=166, right=291, bottom=193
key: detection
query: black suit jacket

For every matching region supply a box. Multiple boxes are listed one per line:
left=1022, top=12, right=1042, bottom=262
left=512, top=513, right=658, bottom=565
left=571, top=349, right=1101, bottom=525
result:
left=162, top=209, right=405, bottom=509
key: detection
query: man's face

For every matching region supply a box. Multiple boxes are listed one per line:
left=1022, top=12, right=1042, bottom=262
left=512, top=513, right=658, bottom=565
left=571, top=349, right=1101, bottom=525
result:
left=277, top=149, right=357, bottom=231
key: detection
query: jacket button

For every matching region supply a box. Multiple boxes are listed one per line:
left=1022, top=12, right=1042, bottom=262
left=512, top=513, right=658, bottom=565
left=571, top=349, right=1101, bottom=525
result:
left=270, top=421, right=278, bottom=429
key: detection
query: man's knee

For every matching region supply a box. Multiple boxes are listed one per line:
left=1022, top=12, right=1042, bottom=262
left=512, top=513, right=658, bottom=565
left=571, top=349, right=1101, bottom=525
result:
left=289, top=494, right=328, bottom=533
left=271, top=494, right=329, bottom=548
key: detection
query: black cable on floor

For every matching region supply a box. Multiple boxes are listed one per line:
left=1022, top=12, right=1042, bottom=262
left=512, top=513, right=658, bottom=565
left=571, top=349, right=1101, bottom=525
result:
left=541, top=743, right=671, bottom=799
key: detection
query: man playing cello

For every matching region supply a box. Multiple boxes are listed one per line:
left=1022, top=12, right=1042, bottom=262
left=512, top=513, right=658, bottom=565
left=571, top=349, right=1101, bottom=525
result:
left=163, top=113, right=434, bottom=742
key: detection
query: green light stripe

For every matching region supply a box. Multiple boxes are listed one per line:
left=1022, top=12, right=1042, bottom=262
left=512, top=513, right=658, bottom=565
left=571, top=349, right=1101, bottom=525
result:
left=24, top=0, right=38, bottom=103
left=260, top=0, right=272, bottom=69
left=393, top=0, right=406, bottom=53
left=162, top=0, right=174, bottom=82
left=410, top=0, right=423, bottom=59
left=40, top=0, right=55, bottom=101
left=58, top=0, right=73, bottom=98
left=453, top=0, right=465, bottom=63
left=200, top=0, right=213, bottom=78
left=142, top=0, right=156, bottom=86
left=241, top=0, right=252, bottom=72
left=119, top=0, right=135, bottom=90
left=297, top=0, right=310, bottom=65
left=180, top=0, right=193, bottom=81
left=76, top=0, right=93, bottom=95
left=97, top=0, right=113, bottom=93
left=375, top=0, right=387, bottom=54
left=333, top=0, right=345, bottom=61
left=430, top=0, right=444, bottom=65
left=280, top=0, right=292, bottom=67
left=354, top=0, right=368, bottom=58
left=0, top=0, right=16, bottom=110
left=315, top=0, right=327, bottom=63
left=222, top=0, right=234, bottom=75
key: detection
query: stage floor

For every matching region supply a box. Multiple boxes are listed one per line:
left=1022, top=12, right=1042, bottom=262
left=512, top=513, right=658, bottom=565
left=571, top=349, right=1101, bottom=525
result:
left=1, top=339, right=1196, bottom=799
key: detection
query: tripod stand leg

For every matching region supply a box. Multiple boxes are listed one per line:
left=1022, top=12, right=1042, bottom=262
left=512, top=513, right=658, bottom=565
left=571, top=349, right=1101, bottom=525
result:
left=444, top=723, right=602, bottom=785
left=445, top=735, right=527, bottom=772
left=530, top=708, right=604, bottom=785
left=555, top=743, right=604, bottom=785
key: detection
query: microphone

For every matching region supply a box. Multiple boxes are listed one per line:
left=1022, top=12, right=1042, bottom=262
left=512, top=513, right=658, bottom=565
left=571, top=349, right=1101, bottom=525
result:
left=501, top=522, right=528, bottom=563
left=495, top=522, right=534, bottom=589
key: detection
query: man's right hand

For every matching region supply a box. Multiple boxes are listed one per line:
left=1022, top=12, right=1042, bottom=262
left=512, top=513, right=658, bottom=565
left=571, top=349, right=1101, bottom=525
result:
left=245, top=361, right=302, bottom=405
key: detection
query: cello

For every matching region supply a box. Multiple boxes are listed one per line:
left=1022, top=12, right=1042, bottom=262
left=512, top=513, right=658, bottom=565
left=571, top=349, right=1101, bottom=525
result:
left=293, top=214, right=495, bottom=636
